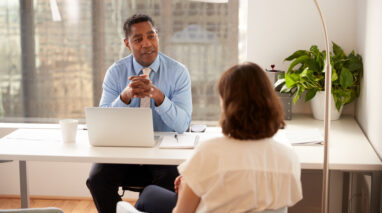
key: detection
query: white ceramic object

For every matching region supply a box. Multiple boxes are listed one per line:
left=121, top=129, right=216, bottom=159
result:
left=59, top=119, right=78, bottom=143
left=310, top=91, right=343, bottom=120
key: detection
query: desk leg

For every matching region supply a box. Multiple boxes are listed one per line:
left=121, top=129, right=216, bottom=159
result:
left=19, top=160, right=30, bottom=208
left=342, top=172, right=350, bottom=213
left=370, top=171, right=382, bottom=213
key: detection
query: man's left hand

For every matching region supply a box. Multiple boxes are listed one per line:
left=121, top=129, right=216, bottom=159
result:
left=149, top=84, right=165, bottom=106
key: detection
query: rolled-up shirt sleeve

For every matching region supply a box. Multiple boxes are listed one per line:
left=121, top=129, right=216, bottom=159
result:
left=99, top=64, right=130, bottom=108
left=154, top=67, right=192, bottom=133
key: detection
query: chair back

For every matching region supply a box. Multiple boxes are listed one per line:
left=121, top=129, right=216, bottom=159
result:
left=259, top=207, right=287, bottom=213
left=0, top=207, right=64, bottom=213
left=116, top=201, right=287, bottom=213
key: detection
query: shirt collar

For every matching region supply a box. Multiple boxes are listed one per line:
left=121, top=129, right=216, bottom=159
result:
left=132, top=54, right=160, bottom=75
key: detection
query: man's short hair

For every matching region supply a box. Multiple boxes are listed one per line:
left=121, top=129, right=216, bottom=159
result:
left=123, top=14, right=155, bottom=38
left=218, top=62, right=285, bottom=140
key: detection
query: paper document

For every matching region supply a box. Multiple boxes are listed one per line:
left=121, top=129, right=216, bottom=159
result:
left=277, top=128, right=323, bottom=145
left=1, top=128, right=88, bottom=143
left=1, top=129, right=62, bottom=142
left=159, top=133, right=199, bottom=149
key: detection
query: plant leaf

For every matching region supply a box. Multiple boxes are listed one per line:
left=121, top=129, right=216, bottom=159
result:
left=340, top=67, right=353, bottom=89
left=331, top=68, right=338, bottom=81
left=335, top=97, right=343, bottom=112
left=310, top=45, right=320, bottom=55
left=355, top=85, right=360, bottom=97
left=343, top=89, right=352, bottom=104
left=293, top=86, right=305, bottom=104
left=300, top=68, right=309, bottom=78
left=274, top=78, right=285, bottom=91
left=285, top=73, right=299, bottom=88
left=333, top=42, right=345, bottom=58
left=280, top=84, right=291, bottom=93
left=305, top=89, right=317, bottom=102
left=347, top=54, right=363, bottom=72
left=287, top=55, right=310, bottom=73
left=307, top=58, right=320, bottom=73
left=284, top=50, right=309, bottom=61
left=332, top=91, right=343, bottom=111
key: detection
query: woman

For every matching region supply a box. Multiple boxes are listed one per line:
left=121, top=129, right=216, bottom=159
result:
left=135, top=62, right=302, bottom=213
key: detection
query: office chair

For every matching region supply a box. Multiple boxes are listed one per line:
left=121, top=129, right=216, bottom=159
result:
left=116, top=201, right=287, bottom=213
left=0, top=207, right=64, bottom=213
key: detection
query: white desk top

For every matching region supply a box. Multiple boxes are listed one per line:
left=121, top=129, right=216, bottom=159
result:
left=0, top=115, right=381, bottom=171
left=285, top=115, right=382, bottom=171
left=0, top=129, right=195, bottom=165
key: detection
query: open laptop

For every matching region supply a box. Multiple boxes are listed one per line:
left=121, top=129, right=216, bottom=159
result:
left=85, top=107, right=156, bottom=147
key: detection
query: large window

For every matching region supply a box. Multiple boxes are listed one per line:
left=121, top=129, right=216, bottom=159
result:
left=0, top=0, right=240, bottom=122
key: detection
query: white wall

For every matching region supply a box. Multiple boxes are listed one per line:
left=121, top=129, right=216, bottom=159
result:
left=355, top=0, right=382, bottom=159
left=246, top=0, right=358, bottom=115
left=0, top=161, right=92, bottom=197
left=0, top=161, right=138, bottom=199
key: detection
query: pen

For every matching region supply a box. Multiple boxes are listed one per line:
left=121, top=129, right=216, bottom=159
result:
left=174, top=134, right=179, bottom=143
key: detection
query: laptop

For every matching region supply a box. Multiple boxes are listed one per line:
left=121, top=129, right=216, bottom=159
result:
left=85, top=107, right=156, bottom=147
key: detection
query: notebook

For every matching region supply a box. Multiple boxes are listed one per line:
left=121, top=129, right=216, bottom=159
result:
left=159, top=133, right=199, bottom=149
left=85, top=107, right=156, bottom=147
left=277, top=128, right=324, bottom=145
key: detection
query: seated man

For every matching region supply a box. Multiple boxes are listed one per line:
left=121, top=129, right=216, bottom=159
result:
left=86, top=14, right=192, bottom=213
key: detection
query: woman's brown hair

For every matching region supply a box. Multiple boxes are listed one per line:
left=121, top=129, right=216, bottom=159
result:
left=218, top=62, right=285, bottom=140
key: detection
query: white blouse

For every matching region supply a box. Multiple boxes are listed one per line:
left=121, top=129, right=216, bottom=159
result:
left=178, top=136, right=303, bottom=213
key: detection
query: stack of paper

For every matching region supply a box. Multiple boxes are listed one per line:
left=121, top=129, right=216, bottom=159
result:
left=276, top=128, right=324, bottom=145
left=159, top=133, right=199, bottom=149
left=2, top=129, right=61, bottom=142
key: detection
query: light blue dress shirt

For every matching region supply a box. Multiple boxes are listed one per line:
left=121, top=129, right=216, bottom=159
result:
left=99, top=53, right=192, bottom=133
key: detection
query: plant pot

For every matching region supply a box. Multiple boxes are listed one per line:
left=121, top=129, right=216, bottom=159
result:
left=310, top=91, right=343, bottom=120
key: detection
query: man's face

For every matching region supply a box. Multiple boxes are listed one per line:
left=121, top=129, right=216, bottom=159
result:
left=124, top=21, right=159, bottom=67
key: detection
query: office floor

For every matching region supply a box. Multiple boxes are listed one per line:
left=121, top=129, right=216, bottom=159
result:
left=0, top=197, right=136, bottom=213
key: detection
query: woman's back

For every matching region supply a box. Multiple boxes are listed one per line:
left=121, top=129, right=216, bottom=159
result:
left=178, top=136, right=302, bottom=213
left=135, top=62, right=303, bottom=213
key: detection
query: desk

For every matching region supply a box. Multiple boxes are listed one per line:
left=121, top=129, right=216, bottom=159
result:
left=0, top=115, right=381, bottom=211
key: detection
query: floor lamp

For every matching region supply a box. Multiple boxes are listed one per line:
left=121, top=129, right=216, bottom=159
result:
left=312, top=1, right=331, bottom=213
left=223, top=0, right=332, bottom=211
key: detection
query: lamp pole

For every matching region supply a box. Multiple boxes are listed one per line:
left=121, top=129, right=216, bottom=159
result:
left=312, top=0, right=331, bottom=213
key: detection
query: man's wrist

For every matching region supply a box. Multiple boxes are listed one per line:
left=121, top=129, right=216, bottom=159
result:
left=154, top=92, right=165, bottom=106
left=120, top=94, right=131, bottom=105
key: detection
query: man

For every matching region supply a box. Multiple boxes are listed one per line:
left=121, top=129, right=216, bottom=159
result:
left=86, top=14, right=192, bottom=213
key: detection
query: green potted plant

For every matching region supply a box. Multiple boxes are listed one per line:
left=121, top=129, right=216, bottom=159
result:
left=274, top=42, right=363, bottom=120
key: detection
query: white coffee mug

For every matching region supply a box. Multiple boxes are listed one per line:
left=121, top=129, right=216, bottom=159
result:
left=59, top=119, right=78, bottom=143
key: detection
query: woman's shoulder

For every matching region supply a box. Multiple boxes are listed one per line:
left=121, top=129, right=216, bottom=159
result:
left=265, top=138, right=301, bottom=169
left=268, top=137, right=298, bottom=156
left=196, top=136, right=231, bottom=150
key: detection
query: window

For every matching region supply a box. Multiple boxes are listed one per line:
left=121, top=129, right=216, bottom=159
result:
left=0, top=0, right=241, bottom=122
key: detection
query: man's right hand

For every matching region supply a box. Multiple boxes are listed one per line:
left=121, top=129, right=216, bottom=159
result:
left=120, top=75, right=151, bottom=104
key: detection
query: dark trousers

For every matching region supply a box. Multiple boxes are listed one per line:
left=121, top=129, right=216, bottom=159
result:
left=86, top=163, right=179, bottom=213
left=135, top=185, right=178, bottom=213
